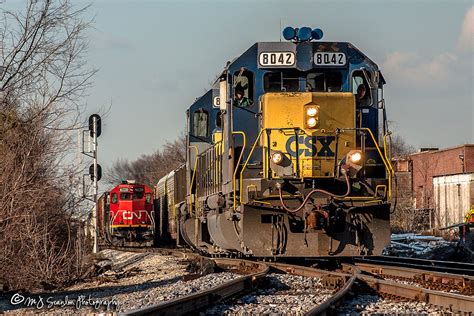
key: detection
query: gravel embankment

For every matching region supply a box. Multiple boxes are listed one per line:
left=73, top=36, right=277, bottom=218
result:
left=205, top=273, right=333, bottom=315
left=0, top=249, right=239, bottom=315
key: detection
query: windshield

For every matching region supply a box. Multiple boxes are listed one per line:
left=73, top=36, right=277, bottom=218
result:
left=264, top=70, right=343, bottom=93
left=119, top=192, right=144, bottom=200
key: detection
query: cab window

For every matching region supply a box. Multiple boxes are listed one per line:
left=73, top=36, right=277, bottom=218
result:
left=111, top=193, right=118, bottom=204
left=306, top=71, right=342, bottom=92
left=233, top=69, right=254, bottom=106
left=192, top=109, right=209, bottom=137
left=145, top=193, right=152, bottom=203
left=352, top=70, right=372, bottom=107
left=264, top=71, right=300, bottom=92
left=120, top=193, right=132, bottom=200
left=133, top=192, right=144, bottom=199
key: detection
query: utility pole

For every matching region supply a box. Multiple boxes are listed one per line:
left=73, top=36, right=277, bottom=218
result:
left=82, top=114, right=102, bottom=253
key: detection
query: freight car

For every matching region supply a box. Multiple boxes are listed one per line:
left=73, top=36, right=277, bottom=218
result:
left=97, top=181, right=155, bottom=246
left=156, top=27, right=394, bottom=257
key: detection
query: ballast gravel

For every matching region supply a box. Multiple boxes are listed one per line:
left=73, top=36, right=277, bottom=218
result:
left=0, top=250, right=239, bottom=315
left=205, top=273, right=333, bottom=315
left=337, top=294, right=450, bottom=315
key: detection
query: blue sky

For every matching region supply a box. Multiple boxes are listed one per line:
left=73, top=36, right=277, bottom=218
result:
left=4, top=0, right=474, bottom=164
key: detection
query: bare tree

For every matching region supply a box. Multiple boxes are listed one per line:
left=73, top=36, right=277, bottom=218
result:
left=391, top=134, right=416, bottom=158
left=0, top=0, right=95, bottom=291
left=105, top=134, right=186, bottom=188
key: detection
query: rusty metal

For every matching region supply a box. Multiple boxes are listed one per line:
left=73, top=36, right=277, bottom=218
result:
left=306, top=210, right=318, bottom=230
left=349, top=261, right=474, bottom=313
left=359, top=275, right=474, bottom=313
left=356, top=262, right=474, bottom=295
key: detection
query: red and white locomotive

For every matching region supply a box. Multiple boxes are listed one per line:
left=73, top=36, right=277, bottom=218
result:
left=97, top=180, right=154, bottom=246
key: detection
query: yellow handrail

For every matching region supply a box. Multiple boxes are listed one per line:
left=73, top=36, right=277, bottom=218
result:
left=188, top=145, right=198, bottom=216
left=232, top=131, right=246, bottom=210
left=383, top=132, right=394, bottom=174
left=361, top=128, right=394, bottom=199
left=237, top=129, right=265, bottom=210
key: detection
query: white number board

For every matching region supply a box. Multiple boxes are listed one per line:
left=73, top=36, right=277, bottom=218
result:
left=259, top=52, right=295, bottom=67
left=314, top=52, right=346, bottom=66
left=213, top=96, right=220, bottom=107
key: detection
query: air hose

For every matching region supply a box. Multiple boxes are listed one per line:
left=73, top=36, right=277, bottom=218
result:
left=277, top=171, right=351, bottom=214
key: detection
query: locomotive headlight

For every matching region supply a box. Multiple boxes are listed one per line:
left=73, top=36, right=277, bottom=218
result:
left=306, top=107, right=318, bottom=117
left=307, top=117, right=318, bottom=128
left=348, top=151, right=362, bottom=164
left=271, top=152, right=284, bottom=165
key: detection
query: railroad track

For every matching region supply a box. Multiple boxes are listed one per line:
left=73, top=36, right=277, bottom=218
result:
left=117, top=254, right=356, bottom=315
left=353, top=255, right=474, bottom=276
left=121, top=258, right=269, bottom=316
left=104, top=247, right=474, bottom=314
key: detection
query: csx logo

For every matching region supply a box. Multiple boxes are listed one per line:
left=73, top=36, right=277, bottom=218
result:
left=285, top=136, right=335, bottom=157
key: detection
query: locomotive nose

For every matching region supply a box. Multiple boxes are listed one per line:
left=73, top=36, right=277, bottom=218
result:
left=262, top=91, right=356, bottom=179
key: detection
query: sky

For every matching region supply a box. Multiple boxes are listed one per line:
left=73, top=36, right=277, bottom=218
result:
left=3, top=0, right=474, bottom=165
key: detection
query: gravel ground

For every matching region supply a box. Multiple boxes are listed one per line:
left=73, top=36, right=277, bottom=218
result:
left=0, top=249, right=239, bottom=315
left=337, top=294, right=450, bottom=315
left=205, top=273, right=333, bottom=315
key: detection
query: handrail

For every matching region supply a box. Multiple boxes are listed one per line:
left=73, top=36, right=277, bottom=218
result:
left=188, top=145, right=198, bottom=216
left=232, top=131, right=246, bottom=211
left=383, top=132, right=394, bottom=174
left=238, top=129, right=265, bottom=211
left=235, top=127, right=394, bottom=208
left=363, top=128, right=393, bottom=199
left=342, top=127, right=394, bottom=199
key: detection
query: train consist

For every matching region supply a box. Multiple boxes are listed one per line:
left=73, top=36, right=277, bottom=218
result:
left=97, top=181, right=155, bottom=246
left=104, top=27, right=394, bottom=257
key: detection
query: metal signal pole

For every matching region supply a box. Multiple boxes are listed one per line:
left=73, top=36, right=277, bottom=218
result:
left=92, top=116, right=99, bottom=254
left=82, top=114, right=102, bottom=254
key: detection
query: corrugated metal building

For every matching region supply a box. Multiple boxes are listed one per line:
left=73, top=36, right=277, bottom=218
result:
left=434, top=174, right=474, bottom=227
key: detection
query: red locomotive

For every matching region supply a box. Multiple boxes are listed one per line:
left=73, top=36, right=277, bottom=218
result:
left=97, top=181, right=155, bottom=246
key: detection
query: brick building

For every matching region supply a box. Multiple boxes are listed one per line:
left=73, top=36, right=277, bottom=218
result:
left=393, top=144, right=474, bottom=228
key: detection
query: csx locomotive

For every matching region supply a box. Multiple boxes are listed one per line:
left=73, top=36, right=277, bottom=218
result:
left=97, top=181, right=155, bottom=246
left=155, top=27, right=394, bottom=257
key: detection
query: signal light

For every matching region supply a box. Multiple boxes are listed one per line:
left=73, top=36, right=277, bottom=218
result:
left=88, top=114, right=102, bottom=137
left=89, top=164, right=102, bottom=181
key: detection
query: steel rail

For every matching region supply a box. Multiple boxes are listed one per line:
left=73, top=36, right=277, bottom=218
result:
left=358, top=274, right=474, bottom=313
left=267, top=262, right=357, bottom=316
left=354, top=256, right=474, bottom=276
left=120, top=258, right=269, bottom=316
left=355, top=262, right=474, bottom=294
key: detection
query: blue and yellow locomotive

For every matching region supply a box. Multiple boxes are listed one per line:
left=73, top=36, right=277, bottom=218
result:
left=156, top=27, right=394, bottom=257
